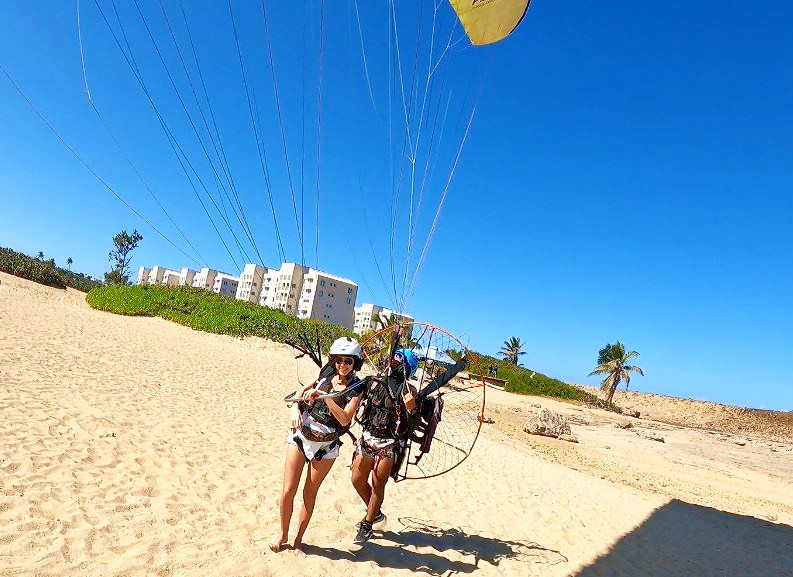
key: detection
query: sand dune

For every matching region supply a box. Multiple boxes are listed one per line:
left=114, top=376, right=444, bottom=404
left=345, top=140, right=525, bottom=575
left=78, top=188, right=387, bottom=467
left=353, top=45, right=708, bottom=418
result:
left=2, top=271, right=792, bottom=576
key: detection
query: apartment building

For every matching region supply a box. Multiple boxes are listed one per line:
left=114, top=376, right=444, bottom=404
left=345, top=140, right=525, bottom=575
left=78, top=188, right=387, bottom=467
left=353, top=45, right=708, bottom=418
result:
left=136, top=267, right=151, bottom=285
left=257, top=263, right=357, bottom=330
left=146, top=266, right=166, bottom=285
left=259, top=262, right=306, bottom=313
left=299, top=269, right=358, bottom=330
left=353, top=304, right=414, bottom=335
left=192, top=267, right=218, bottom=290
left=236, top=263, right=268, bottom=303
left=161, top=269, right=181, bottom=287
left=212, top=272, right=239, bottom=297
left=136, top=260, right=358, bottom=330
left=179, top=268, right=196, bottom=287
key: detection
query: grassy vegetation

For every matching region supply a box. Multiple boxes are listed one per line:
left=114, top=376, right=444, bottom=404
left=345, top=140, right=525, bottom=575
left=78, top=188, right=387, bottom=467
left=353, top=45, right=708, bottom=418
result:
left=86, top=283, right=355, bottom=350
left=0, top=247, right=101, bottom=292
left=474, top=353, right=598, bottom=403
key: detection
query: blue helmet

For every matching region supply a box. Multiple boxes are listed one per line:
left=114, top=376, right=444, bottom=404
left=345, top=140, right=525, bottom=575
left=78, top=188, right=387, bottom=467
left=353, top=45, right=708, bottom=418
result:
left=393, top=348, right=419, bottom=378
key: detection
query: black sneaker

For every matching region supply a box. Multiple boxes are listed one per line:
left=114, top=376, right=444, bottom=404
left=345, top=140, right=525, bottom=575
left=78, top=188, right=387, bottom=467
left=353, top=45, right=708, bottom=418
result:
left=354, top=520, right=373, bottom=544
left=355, top=512, right=385, bottom=529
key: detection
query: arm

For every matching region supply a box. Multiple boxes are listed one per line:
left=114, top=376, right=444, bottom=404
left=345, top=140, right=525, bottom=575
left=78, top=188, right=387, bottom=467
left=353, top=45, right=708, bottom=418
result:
left=324, top=393, right=362, bottom=428
left=299, top=363, right=336, bottom=402
left=320, top=376, right=367, bottom=427
left=290, top=378, right=320, bottom=428
left=402, top=383, right=418, bottom=413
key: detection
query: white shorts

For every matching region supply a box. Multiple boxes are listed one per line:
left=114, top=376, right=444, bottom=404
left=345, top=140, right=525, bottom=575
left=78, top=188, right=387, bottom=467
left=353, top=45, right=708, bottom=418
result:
left=287, top=429, right=340, bottom=461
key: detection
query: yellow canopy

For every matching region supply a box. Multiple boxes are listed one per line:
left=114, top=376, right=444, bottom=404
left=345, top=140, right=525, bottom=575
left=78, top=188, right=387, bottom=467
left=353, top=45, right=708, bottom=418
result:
left=449, top=0, right=530, bottom=45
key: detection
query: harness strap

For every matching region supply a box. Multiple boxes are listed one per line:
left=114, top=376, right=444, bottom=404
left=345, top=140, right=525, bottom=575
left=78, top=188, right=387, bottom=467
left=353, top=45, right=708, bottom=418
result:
left=293, top=432, right=342, bottom=463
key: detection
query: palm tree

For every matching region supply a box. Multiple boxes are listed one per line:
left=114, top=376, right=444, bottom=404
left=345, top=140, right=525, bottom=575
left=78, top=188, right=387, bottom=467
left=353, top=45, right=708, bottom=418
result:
left=66, top=257, right=73, bottom=271
left=37, top=251, right=44, bottom=260
left=588, top=341, right=644, bottom=405
left=499, top=336, right=526, bottom=365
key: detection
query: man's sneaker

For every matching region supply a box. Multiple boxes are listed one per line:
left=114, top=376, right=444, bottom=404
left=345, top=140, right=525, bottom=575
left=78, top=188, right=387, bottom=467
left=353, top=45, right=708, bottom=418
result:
left=354, top=520, right=373, bottom=544
left=355, top=512, right=386, bottom=529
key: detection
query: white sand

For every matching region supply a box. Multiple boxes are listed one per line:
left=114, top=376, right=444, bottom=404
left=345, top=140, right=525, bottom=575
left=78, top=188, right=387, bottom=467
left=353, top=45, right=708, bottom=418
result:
left=2, top=271, right=792, bottom=576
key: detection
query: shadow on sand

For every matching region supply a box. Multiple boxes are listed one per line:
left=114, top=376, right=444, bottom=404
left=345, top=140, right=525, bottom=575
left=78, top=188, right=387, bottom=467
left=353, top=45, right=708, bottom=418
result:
left=575, top=500, right=793, bottom=577
left=307, top=517, right=566, bottom=575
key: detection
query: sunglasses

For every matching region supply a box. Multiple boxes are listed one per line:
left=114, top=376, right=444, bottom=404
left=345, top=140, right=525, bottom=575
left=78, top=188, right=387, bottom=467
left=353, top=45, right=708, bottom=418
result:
left=335, top=356, right=355, bottom=366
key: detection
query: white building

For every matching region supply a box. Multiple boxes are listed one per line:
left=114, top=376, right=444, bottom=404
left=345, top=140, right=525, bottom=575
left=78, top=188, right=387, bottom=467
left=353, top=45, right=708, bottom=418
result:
left=353, top=304, right=414, bottom=335
left=146, top=266, right=166, bottom=285
left=212, top=272, right=239, bottom=297
left=192, top=267, right=218, bottom=290
left=136, top=266, right=151, bottom=285
left=179, top=268, right=196, bottom=287
left=161, top=269, right=181, bottom=287
left=300, top=269, right=357, bottom=330
left=258, top=263, right=358, bottom=330
left=259, top=262, right=306, bottom=314
left=136, top=261, right=359, bottom=330
left=236, top=263, right=268, bottom=303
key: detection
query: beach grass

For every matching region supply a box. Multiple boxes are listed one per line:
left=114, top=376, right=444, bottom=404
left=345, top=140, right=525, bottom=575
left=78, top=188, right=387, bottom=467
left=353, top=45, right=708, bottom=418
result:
left=475, top=354, right=598, bottom=402
left=86, top=283, right=354, bottom=350
left=0, top=247, right=100, bottom=292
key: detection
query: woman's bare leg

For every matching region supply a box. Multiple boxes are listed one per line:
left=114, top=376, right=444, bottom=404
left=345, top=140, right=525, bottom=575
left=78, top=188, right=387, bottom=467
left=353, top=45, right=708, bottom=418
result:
left=366, top=456, right=393, bottom=522
left=292, top=457, right=335, bottom=555
left=351, top=452, right=375, bottom=507
left=271, top=445, right=305, bottom=552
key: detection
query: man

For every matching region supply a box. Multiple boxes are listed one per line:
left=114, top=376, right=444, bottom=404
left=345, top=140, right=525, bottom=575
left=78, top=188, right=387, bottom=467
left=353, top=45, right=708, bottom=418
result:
left=350, top=348, right=418, bottom=543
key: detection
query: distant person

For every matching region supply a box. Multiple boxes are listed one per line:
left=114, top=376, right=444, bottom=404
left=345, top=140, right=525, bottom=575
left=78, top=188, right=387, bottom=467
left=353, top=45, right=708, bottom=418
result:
left=272, top=337, right=364, bottom=556
left=350, top=348, right=419, bottom=543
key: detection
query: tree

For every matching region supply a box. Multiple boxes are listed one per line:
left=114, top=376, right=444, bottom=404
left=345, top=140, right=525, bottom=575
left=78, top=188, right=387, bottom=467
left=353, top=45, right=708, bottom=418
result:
left=105, top=229, right=143, bottom=285
left=499, top=336, right=526, bottom=365
left=376, top=312, right=403, bottom=332
left=588, top=341, right=645, bottom=405
left=66, top=257, right=73, bottom=271
left=37, top=251, right=44, bottom=260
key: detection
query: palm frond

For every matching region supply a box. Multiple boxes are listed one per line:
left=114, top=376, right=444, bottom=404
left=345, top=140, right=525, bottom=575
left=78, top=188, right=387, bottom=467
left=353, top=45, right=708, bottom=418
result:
left=624, top=365, right=644, bottom=376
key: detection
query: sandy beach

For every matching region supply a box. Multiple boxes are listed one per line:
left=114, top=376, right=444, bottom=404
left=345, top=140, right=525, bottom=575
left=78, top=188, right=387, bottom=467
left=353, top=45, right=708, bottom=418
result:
left=2, top=270, right=792, bottom=577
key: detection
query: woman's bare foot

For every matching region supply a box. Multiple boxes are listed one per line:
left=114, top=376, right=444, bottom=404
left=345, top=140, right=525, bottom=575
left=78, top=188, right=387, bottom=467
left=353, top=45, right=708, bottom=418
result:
left=292, top=542, right=307, bottom=557
left=269, top=538, right=287, bottom=553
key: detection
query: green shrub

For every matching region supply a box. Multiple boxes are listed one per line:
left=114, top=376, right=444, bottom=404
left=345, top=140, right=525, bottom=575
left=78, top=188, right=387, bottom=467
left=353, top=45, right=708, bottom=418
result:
left=58, top=269, right=101, bottom=292
left=473, top=352, right=597, bottom=403
left=1, top=247, right=64, bottom=288
left=86, top=284, right=355, bottom=349
left=0, top=247, right=101, bottom=292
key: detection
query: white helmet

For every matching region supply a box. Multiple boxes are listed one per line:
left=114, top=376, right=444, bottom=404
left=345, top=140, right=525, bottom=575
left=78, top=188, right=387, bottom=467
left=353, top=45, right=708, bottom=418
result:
left=329, top=337, right=363, bottom=370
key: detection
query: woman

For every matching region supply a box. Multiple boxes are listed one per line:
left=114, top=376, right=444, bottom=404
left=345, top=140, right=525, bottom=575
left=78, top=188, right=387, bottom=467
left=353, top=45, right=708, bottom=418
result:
left=271, top=336, right=364, bottom=555
left=350, top=348, right=419, bottom=543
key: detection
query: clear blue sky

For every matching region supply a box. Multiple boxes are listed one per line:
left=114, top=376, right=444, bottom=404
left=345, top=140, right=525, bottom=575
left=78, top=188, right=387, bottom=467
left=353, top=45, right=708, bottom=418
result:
left=2, top=1, right=792, bottom=410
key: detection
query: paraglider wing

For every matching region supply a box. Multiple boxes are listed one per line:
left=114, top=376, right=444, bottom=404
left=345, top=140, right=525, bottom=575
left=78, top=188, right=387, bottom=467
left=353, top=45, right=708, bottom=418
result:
left=412, top=345, right=457, bottom=366
left=449, top=0, right=530, bottom=45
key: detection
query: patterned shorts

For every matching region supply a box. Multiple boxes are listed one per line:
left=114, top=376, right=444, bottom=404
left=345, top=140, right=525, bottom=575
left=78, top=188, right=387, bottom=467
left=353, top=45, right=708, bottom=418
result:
left=356, top=431, right=399, bottom=461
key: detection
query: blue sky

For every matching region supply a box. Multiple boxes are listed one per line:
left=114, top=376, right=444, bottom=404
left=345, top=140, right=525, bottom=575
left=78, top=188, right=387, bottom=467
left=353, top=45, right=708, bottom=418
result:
left=2, top=1, right=792, bottom=410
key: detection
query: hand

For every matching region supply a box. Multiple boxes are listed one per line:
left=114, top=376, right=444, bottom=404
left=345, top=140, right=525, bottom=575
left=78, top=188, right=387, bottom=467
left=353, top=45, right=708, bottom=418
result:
left=290, top=406, right=302, bottom=429
left=403, top=390, right=416, bottom=412
left=303, top=388, right=320, bottom=403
